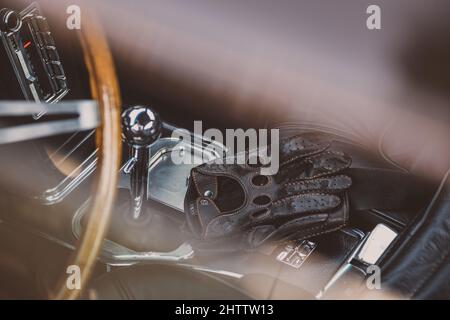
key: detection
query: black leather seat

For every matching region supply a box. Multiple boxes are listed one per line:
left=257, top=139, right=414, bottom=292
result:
left=379, top=169, right=450, bottom=299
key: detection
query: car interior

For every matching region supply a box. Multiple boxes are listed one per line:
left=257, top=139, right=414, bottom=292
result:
left=0, top=0, right=449, bottom=300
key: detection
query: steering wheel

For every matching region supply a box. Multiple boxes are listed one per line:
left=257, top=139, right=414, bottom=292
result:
left=51, top=14, right=122, bottom=299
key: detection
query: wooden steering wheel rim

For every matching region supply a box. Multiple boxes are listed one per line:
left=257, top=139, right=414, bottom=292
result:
left=53, top=14, right=122, bottom=299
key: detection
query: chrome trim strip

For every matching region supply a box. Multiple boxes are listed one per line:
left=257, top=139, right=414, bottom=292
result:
left=0, top=100, right=99, bottom=144
left=177, top=264, right=243, bottom=279
left=39, top=149, right=98, bottom=205
left=49, top=129, right=96, bottom=166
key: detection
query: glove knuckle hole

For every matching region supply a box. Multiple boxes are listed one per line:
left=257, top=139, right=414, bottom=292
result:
left=253, top=195, right=272, bottom=206
left=251, top=175, right=269, bottom=186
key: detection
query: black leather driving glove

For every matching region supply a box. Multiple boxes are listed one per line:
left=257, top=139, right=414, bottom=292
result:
left=184, top=133, right=352, bottom=252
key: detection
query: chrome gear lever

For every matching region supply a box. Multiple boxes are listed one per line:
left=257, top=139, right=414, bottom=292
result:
left=121, top=106, right=162, bottom=219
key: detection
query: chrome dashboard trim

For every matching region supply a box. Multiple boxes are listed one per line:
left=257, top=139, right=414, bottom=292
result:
left=39, top=149, right=98, bottom=205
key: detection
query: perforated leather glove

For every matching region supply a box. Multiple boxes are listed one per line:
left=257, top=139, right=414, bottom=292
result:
left=184, top=133, right=352, bottom=252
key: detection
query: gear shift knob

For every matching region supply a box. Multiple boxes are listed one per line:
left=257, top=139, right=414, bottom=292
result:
left=121, top=106, right=162, bottom=219
left=121, top=106, right=162, bottom=147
